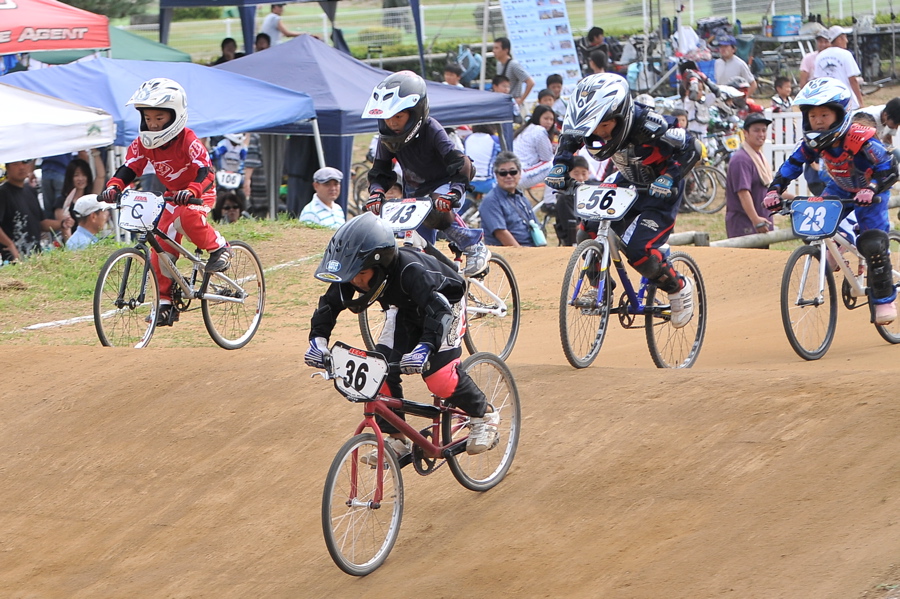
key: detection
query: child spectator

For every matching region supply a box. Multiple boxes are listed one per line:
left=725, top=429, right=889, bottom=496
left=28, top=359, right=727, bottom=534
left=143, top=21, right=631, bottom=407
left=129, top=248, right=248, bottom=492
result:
left=771, top=76, right=794, bottom=112
left=554, top=154, right=594, bottom=246
left=670, top=108, right=689, bottom=129
left=443, top=62, right=464, bottom=88
left=537, top=89, right=556, bottom=108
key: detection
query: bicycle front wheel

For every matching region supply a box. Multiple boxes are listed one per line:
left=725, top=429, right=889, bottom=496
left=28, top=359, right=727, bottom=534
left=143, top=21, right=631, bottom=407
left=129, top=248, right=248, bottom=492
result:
left=780, top=245, right=837, bottom=360
left=322, top=432, right=404, bottom=576
left=202, top=241, right=266, bottom=350
left=443, top=352, right=521, bottom=492
left=645, top=251, right=707, bottom=368
left=464, top=253, right=521, bottom=360
left=358, top=306, right=388, bottom=351
left=94, top=248, right=159, bottom=348
left=558, top=240, right=612, bottom=368
left=875, top=231, right=900, bottom=344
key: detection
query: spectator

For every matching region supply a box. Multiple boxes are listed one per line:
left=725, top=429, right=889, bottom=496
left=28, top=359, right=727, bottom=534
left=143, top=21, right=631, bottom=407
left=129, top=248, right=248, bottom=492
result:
left=66, top=194, right=113, bottom=249
left=384, top=181, right=404, bottom=200
left=56, top=157, right=97, bottom=243
left=212, top=190, right=250, bottom=224
left=771, top=76, right=794, bottom=112
left=799, top=29, right=831, bottom=88
left=679, top=61, right=717, bottom=139
left=813, top=26, right=863, bottom=109
left=443, top=63, right=464, bottom=88
left=546, top=73, right=567, bottom=116
left=254, top=32, right=271, bottom=52
left=554, top=154, right=593, bottom=246
left=300, top=166, right=345, bottom=229
left=479, top=151, right=541, bottom=247
left=513, top=104, right=556, bottom=190
left=0, top=159, right=58, bottom=262
left=491, top=74, right=511, bottom=95
left=856, top=97, right=900, bottom=166
left=242, top=133, right=269, bottom=218
left=537, top=89, right=556, bottom=108
left=492, top=74, right=519, bottom=142
left=37, top=153, right=72, bottom=217
left=493, top=37, right=534, bottom=106
left=465, top=123, right=501, bottom=195
left=714, top=35, right=757, bottom=98
left=211, top=37, right=244, bottom=65
left=726, top=76, right=765, bottom=119
left=575, top=27, right=608, bottom=77
left=260, top=4, right=301, bottom=45
left=670, top=108, right=688, bottom=129
left=588, top=49, right=608, bottom=75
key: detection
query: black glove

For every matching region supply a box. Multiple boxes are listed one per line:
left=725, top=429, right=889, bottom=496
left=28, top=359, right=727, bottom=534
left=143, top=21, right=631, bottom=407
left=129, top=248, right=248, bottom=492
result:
left=99, top=185, right=121, bottom=205
left=173, top=189, right=195, bottom=206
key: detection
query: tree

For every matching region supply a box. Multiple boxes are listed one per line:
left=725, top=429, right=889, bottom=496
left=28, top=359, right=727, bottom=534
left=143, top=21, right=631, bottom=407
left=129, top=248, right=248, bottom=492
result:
left=63, top=0, right=153, bottom=20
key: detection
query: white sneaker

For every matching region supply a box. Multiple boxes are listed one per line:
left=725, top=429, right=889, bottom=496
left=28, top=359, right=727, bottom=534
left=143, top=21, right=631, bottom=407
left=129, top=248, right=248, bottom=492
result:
left=467, top=407, right=500, bottom=455
left=667, top=277, right=695, bottom=329
left=875, top=301, right=897, bottom=325
left=360, top=436, right=411, bottom=465
left=463, top=241, right=491, bottom=277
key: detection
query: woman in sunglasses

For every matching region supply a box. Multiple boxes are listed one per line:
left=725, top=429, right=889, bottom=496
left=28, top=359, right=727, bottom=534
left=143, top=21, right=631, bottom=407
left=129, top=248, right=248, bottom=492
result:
left=478, top=151, right=543, bottom=247
left=212, top=190, right=249, bottom=224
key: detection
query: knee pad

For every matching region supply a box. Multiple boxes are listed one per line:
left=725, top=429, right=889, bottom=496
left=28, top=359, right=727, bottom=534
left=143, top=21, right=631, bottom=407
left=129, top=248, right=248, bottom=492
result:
left=857, top=229, right=889, bottom=259
left=858, top=230, right=895, bottom=300
left=423, top=359, right=461, bottom=399
left=629, top=248, right=681, bottom=294
left=424, top=210, right=454, bottom=231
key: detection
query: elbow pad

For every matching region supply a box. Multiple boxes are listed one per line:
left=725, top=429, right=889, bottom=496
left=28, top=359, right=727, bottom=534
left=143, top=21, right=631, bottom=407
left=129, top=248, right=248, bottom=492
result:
left=423, top=292, right=454, bottom=342
left=446, top=150, right=474, bottom=183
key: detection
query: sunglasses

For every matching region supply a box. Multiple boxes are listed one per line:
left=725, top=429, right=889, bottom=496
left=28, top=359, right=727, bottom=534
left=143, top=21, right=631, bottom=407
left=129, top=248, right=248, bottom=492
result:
left=222, top=204, right=240, bottom=210
left=496, top=169, right=519, bottom=177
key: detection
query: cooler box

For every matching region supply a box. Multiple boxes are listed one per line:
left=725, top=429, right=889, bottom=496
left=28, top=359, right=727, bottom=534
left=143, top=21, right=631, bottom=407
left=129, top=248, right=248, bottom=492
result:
left=772, top=15, right=802, bottom=36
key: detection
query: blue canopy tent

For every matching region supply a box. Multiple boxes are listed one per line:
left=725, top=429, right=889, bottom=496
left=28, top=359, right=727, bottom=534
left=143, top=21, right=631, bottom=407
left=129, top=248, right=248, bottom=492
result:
left=217, top=35, right=515, bottom=212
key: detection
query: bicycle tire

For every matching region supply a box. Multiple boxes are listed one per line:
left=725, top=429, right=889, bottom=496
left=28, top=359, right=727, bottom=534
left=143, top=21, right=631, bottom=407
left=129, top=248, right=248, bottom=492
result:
left=202, top=241, right=266, bottom=350
left=94, top=247, right=159, bottom=348
left=350, top=165, right=370, bottom=218
left=875, top=231, right=900, bottom=344
left=644, top=251, right=707, bottom=368
left=443, top=352, right=521, bottom=492
left=358, top=306, right=388, bottom=351
left=683, top=166, right=724, bottom=214
left=780, top=245, right=837, bottom=360
left=463, top=253, right=521, bottom=360
left=322, top=432, right=404, bottom=576
left=558, top=240, right=612, bottom=369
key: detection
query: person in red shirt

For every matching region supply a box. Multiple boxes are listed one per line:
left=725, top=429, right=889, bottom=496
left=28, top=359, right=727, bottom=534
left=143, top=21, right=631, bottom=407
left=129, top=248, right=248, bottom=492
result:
left=99, top=78, right=231, bottom=326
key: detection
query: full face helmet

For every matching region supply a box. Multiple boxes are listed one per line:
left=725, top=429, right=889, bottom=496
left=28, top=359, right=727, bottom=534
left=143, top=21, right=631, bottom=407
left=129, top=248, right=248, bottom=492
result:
left=361, top=71, right=429, bottom=153
left=127, top=78, right=188, bottom=150
left=562, top=73, right=633, bottom=161
left=792, top=77, right=852, bottom=150
left=314, top=212, right=398, bottom=313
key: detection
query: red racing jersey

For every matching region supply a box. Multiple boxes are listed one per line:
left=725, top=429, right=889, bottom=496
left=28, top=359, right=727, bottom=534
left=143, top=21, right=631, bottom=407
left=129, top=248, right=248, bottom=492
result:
left=116, top=128, right=216, bottom=202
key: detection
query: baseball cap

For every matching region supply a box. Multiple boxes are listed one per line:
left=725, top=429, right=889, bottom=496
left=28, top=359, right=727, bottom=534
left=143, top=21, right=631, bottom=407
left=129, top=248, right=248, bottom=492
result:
left=815, top=28, right=832, bottom=40
left=716, top=35, right=737, bottom=47
left=313, top=166, right=343, bottom=183
left=825, top=25, right=852, bottom=41
left=742, top=112, right=773, bottom=130
left=74, top=194, right=114, bottom=218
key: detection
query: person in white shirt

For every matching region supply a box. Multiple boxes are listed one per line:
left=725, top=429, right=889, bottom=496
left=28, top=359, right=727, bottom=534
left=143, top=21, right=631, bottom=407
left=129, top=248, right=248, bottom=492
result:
left=813, top=26, right=863, bottom=109
left=260, top=4, right=300, bottom=45
left=299, top=167, right=346, bottom=229
left=799, top=29, right=831, bottom=88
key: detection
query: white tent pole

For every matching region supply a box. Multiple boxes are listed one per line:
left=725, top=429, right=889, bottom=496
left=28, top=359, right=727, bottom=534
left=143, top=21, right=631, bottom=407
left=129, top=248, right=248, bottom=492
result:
left=690, top=0, right=694, bottom=26
left=311, top=119, right=325, bottom=168
left=479, top=0, right=489, bottom=90
left=732, top=0, right=736, bottom=27
left=586, top=0, right=593, bottom=29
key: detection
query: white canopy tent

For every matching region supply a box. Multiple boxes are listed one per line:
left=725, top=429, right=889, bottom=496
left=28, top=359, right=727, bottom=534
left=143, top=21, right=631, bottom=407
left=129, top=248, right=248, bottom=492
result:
left=0, top=82, right=115, bottom=163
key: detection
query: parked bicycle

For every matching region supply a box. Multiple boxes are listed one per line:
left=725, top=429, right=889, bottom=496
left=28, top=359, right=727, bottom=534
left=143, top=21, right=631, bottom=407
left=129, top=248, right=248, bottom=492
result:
left=93, top=189, right=265, bottom=349
left=559, top=183, right=707, bottom=368
left=776, top=197, right=900, bottom=360
left=316, top=342, right=521, bottom=575
left=360, top=196, right=521, bottom=360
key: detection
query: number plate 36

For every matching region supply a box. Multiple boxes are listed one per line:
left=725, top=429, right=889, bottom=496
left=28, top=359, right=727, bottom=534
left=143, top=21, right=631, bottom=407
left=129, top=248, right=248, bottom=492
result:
left=576, top=184, right=638, bottom=221
left=330, top=341, right=389, bottom=401
left=790, top=198, right=843, bottom=240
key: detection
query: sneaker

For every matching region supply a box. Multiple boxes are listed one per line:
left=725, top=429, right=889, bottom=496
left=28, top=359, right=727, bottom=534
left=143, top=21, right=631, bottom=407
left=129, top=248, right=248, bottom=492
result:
left=575, top=287, right=598, bottom=308
left=146, top=303, right=179, bottom=326
left=205, top=246, right=232, bottom=273
left=875, top=301, right=897, bottom=325
left=667, top=277, right=695, bottom=329
left=467, top=407, right=500, bottom=455
left=360, top=436, right=411, bottom=466
left=462, top=241, right=491, bottom=277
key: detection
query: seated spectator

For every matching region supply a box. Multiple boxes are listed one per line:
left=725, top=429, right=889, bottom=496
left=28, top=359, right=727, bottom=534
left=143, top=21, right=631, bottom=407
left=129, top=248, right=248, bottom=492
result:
left=211, top=37, right=244, bottom=65
left=465, top=124, right=501, bottom=195
left=56, top=157, right=96, bottom=244
left=0, top=159, right=59, bottom=262
left=554, top=155, right=594, bottom=246
left=299, top=166, right=345, bottom=229
left=255, top=33, right=271, bottom=52
left=587, top=49, right=608, bottom=75
left=212, top=190, right=249, bottom=224
left=537, top=89, right=555, bottom=108
left=385, top=181, right=404, bottom=200
left=513, top=104, right=556, bottom=190
left=443, top=63, right=465, bottom=88
left=66, top=194, right=113, bottom=249
left=479, top=151, right=541, bottom=247
left=670, top=108, right=688, bottom=129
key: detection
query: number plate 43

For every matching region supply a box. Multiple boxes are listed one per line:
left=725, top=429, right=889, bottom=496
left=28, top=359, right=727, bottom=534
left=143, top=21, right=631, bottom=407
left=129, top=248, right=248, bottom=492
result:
left=381, top=198, right=433, bottom=233
left=576, top=184, right=638, bottom=221
left=330, top=341, right=389, bottom=401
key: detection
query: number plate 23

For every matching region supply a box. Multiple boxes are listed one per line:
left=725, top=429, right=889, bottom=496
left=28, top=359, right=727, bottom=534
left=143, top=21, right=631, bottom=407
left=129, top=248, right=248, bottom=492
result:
left=331, top=342, right=389, bottom=401
left=381, top=198, right=433, bottom=233
left=790, top=198, right=843, bottom=240
left=575, top=184, right=638, bottom=221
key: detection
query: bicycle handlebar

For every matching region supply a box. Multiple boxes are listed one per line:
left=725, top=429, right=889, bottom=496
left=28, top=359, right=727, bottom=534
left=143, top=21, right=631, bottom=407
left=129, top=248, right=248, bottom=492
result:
left=772, top=195, right=879, bottom=216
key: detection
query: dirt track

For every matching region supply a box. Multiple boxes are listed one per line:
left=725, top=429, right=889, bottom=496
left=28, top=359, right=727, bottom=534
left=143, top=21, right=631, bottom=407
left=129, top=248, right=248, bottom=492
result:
left=3, top=235, right=900, bottom=598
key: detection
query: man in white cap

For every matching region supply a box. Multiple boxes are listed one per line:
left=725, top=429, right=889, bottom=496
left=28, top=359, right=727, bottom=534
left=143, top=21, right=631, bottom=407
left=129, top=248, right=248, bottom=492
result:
left=299, top=167, right=345, bottom=229
left=813, top=25, right=862, bottom=108
left=799, top=28, right=832, bottom=88
left=66, top=194, right=114, bottom=250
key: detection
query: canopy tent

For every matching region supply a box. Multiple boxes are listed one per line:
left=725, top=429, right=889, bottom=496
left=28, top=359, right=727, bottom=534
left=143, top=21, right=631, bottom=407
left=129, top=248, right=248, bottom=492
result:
left=0, top=83, right=115, bottom=163
left=30, top=26, right=191, bottom=65
left=0, top=0, right=109, bottom=56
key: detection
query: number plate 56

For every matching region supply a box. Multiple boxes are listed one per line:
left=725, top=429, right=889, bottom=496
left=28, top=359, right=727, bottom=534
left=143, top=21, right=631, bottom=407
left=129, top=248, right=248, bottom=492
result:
left=330, top=342, right=389, bottom=401
left=575, top=184, right=638, bottom=221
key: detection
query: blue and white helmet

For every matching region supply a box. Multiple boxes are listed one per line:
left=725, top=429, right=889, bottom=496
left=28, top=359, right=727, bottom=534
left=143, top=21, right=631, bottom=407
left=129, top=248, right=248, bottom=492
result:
left=793, top=77, right=852, bottom=150
left=562, top=73, right=633, bottom=161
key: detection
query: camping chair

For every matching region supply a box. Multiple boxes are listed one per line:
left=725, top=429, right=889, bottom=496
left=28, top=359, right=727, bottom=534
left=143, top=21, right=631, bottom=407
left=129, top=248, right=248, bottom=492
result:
left=457, top=45, right=482, bottom=88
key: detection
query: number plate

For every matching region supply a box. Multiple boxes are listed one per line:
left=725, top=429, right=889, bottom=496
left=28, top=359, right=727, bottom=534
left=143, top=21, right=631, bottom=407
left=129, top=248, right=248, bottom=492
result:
left=330, top=341, right=389, bottom=402
left=118, top=189, right=165, bottom=232
left=215, top=170, right=242, bottom=189
left=575, top=184, right=638, bottom=221
left=790, top=198, right=844, bottom=240
left=724, top=134, right=741, bottom=151
left=381, top=198, right=433, bottom=233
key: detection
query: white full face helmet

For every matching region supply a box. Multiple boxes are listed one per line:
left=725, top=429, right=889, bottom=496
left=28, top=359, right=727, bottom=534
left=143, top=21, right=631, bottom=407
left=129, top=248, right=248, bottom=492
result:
left=562, top=73, right=634, bottom=161
left=223, top=133, right=244, bottom=145
left=361, top=71, right=429, bottom=153
left=792, top=77, right=852, bottom=150
left=127, top=78, right=188, bottom=150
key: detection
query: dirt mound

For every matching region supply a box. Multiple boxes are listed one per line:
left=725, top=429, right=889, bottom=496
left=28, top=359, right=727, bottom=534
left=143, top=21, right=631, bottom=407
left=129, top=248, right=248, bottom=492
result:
left=2, top=240, right=900, bottom=598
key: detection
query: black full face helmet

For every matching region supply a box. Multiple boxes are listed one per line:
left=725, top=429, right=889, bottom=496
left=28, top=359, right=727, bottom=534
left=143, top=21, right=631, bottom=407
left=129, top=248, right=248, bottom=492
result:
left=361, top=71, right=429, bottom=153
left=314, top=213, right=398, bottom=313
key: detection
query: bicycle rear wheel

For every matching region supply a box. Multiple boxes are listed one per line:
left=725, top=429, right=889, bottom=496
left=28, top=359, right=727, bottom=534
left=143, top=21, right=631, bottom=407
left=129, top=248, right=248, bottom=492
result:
left=683, top=166, right=724, bottom=214
left=359, top=306, right=388, bottom=351
left=94, top=248, right=159, bottom=348
left=780, top=245, right=837, bottom=360
left=322, top=432, right=404, bottom=576
left=464, top=253, right=521, bottom=360
left=558, top=240, right=612, bottom=369
left=443, top=352, right=521, bottom=492
left=875, top=231, right=900, bottom=344
left=202, top=241, right=266, bottom=350
left=645, top=251, right=707, bottom=368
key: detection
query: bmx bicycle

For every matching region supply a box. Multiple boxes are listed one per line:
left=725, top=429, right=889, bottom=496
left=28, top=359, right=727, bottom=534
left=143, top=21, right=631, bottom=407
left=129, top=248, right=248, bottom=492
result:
left=358, top=196, right=521, bottom=360
left=93, top=189, right=266, bottom=349
left=775, top=196, right=900, bottom=360
left=315, top=341, right=521, bottom=575
left=559, top=183, right=708, bottom=369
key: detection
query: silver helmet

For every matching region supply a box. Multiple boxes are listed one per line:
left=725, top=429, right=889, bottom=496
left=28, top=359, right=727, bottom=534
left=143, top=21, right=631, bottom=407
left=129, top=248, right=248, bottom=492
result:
left=562, top=73, right=633, bottom=161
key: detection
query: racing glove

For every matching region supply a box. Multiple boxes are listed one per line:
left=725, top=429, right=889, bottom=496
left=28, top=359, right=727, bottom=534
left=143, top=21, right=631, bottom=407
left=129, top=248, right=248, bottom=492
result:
left=304, top=337, right=331, bottom=369
left=366, top=191, right=385, bottom=216
left=763, top=189, right=783, bottom=211
left=544, top=164, right=570, bottom=191
left=434, top=189, right=461, bottom=213
left=99, top=185, right=122, bottom=205
left=854, top=188, right=875, bottom=206
left=173, top=189, right=196, bottom=206
left=399, top=343, right=431, bottom=374
left=649, top=174, right=674, bottom=199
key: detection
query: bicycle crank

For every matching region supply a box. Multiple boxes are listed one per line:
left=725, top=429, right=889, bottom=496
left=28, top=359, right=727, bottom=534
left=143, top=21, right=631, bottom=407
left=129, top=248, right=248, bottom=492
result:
left=617, top=292, right=636, bottom=328
left=412, top=429, right=444, bottom=476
